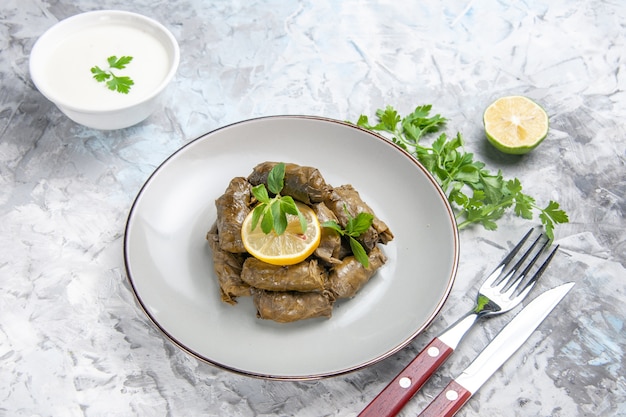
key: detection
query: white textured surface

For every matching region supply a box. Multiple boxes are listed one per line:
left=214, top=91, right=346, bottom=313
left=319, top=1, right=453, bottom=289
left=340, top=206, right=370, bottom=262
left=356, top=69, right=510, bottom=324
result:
left=1, top=0, right=625, bottom=416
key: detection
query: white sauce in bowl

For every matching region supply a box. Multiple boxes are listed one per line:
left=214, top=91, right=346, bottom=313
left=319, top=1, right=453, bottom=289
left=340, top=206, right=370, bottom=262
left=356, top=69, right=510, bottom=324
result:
left=41, top=23, right=170, bottom=111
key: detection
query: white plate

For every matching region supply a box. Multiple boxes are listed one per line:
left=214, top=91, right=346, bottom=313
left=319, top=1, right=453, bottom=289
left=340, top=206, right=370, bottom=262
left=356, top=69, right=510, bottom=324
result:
left=124, top=116, right=459, bottom=380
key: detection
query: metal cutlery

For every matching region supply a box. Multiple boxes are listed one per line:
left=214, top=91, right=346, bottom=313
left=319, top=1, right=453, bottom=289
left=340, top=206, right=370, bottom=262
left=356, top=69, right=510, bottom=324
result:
left=418, top=282, right=575, bottom=417
left=359, top=229, right=558, bottom=417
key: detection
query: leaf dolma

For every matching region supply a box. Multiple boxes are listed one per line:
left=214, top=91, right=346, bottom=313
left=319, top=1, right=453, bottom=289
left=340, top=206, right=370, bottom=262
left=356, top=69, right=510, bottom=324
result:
left=312, top=202, right=342, bottom=266
left=248, top=162, right=330, bottom=205
left=252, top=289, right=334, bottom=323
left=215, top=177, right=252, bottom=253
left=328, top=246, right=387, bottom=299
left=206, top=224, right=250, bottom=304
left=324, top=184, right=394, bottom=252
left=241, top=258, right=327, bottom=292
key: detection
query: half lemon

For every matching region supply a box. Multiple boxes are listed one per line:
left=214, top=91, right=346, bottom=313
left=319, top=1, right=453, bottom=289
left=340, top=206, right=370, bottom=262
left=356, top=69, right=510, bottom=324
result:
left=241, top=201, right=321, bottom=266
left=483, top=95, right=549, bottom=155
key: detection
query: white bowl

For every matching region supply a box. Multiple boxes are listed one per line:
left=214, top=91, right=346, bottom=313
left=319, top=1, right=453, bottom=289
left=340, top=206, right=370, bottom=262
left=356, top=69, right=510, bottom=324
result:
left=29, top=10, right=179, bottom=130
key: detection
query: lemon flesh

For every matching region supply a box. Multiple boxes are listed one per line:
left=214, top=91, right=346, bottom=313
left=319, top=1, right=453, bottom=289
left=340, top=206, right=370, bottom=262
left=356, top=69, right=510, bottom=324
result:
left=241, top=202, right=321, bottom=266
left=483, top=96, right=549, bottom=155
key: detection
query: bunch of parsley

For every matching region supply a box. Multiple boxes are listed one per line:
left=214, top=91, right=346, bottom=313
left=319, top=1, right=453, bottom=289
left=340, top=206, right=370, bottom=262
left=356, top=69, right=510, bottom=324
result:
left=355, top=105, right=569, bottom=240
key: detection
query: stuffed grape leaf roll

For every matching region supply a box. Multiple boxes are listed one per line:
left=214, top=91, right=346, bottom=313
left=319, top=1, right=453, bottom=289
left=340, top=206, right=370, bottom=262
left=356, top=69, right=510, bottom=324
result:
left=240, top=258, right=327, bottom=292
left=312, top=202, right=342, bottom=266
left=206, top=224, right=250, bottom=304
left=324, top=184, right=394, bottom=252
left=215, top=177, right=252, bottom=253
left=252, top=289, right=334, bottom=323
left=247, top=162, right=330, bottom=204
left=328, top=246, right=387, bottom=299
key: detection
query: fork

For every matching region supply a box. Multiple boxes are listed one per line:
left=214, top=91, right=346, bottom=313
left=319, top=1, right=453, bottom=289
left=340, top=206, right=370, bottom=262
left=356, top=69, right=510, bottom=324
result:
left=358, top=229, right=559, bottom=417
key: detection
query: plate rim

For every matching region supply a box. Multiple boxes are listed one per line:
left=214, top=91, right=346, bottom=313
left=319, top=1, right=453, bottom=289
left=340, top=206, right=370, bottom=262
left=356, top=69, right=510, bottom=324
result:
left=123, top=114, right=460, bottom=380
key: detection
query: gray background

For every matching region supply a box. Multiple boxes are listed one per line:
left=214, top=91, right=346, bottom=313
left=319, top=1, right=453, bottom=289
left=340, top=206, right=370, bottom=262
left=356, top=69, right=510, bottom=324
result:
left=1, top=1, right=624, bottom=416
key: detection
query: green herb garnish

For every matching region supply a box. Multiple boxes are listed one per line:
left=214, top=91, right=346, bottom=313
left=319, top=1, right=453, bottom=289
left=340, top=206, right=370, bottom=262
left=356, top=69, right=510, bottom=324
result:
left=90, top=55, right=134, bottom=94
left=355, top=105, right=569, bottom=240
left=250, top=163, right=307, bottom=235
left=322, top=210, right=374, bottom=267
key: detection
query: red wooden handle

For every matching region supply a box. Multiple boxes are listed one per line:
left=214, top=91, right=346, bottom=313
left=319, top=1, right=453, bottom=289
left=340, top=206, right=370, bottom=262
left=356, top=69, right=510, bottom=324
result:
left=358, top=337, right=454, bottom=417
left=417, top=379, right=472, bottom=417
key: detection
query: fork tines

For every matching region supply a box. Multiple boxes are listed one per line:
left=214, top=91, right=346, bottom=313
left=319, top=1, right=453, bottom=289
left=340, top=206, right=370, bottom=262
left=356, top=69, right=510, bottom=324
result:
left=492, top=228, right=559, bottom=296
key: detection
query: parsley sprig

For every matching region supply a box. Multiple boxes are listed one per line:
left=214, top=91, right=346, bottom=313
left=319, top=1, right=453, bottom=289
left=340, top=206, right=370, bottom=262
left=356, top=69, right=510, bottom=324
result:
left=355, top=105, right=569, bottom=240
left=322, top=210, right=374, bottom=267
left=250, top=163, right=307, bottom=235
left=90, top=55, right=134, bottom=94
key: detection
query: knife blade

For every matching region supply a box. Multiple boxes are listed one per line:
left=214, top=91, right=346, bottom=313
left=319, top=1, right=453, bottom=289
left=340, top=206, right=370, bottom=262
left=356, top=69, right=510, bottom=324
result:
left=417, top=282, right=574, bottom=417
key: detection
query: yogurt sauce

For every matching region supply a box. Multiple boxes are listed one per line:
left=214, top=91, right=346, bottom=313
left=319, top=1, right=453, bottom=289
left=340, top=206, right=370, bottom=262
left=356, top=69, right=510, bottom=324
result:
left=42, top=23, right=170, bottom=111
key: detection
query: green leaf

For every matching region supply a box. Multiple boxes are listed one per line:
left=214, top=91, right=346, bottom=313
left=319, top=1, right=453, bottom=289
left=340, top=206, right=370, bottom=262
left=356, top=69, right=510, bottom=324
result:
left=401, top=119, right=421, bottom=143
left=539, top=201, right=569, bottom=241
left=356, top=114, right=373, bottom=129
left=543, top=200, right=569, bottom=224
left=106, top=75, right=134, bottom=94
left=108, top=55, right=133, bottom=69
left=107, top=56, right=120, bottom=67
left=321, top=216, right=371, bottom=267
left=90, top=66, right=110, bottom=82
left=297, top=211, right=307, bottom=235
left=346, top=212, right=374, bottom=236
left=447, top=132, right=464, bottom=150
left=251, top=184, right=270, bottom=204
left=271, top=201, right=287, bottom=235
left=349, top=236, right=369, bottom=268
left=540, top=213, right=556, bottom=241
left=431, top=133, right=448, bottom=154
left=280, top=196, right=299, bottom=215
left=479, top=172, right=505, bottom=204
left=376, top=106, right=401, bottom=131
left=321, top=220, right=344, bottom=235
left=450, top=188, right=469, bottom=207
left=260, top=205, right=274, bottom=234
left=506, top=178, right=523, bottom=195
left=407, top=105, right=447, bottom=133
left=514, top=198, right=534, bottom=220
left=455, top=164, right=480, bottom=183
left=513, top=194, right=534, bottom=219
left=481, top=218, right=499, bottom=231
left=250, top=204, right=265, bottom=231
left=267, top=163, right=285, bottom=195
left=91, top=55, right=134, bottom=94
left=416, top=150, right=437, bottom=172
left=281, top=196, right=307, bottom=233
left=470, top=189, right=486, bottom=204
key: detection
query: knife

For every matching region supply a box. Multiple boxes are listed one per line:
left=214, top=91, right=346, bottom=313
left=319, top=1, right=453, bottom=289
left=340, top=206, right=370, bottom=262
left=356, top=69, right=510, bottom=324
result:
left=417, top=282, right=574, bottom=417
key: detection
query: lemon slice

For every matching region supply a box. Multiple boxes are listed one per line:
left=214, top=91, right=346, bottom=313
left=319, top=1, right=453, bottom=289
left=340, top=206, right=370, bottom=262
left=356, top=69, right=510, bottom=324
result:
left=241, top=201, right=321, bottom=266
left=483, top=96, right=549, bottom=155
